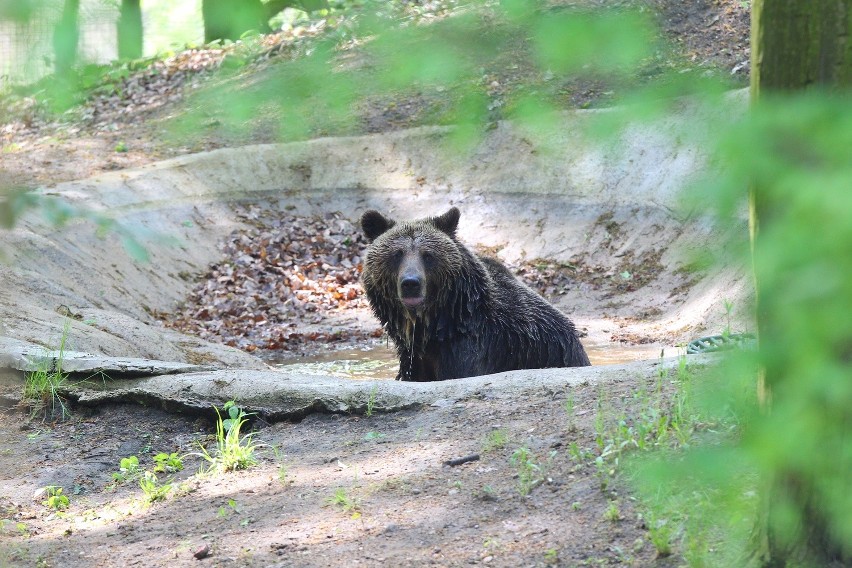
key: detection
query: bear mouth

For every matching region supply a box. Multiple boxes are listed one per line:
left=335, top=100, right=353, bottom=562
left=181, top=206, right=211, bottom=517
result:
left=401, top=297, right=424, bottom=309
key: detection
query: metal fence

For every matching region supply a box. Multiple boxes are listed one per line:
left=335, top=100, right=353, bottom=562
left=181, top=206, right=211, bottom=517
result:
left=0, top=0, right=118, bottom=85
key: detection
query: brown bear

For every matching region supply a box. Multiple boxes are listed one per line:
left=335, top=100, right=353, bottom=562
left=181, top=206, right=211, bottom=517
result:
left=360, top=207, right=590, bottom=381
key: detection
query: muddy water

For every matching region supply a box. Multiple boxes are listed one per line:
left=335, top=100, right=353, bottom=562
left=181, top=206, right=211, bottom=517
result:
left=272, top=342, right=668, bottom=380
left=273, top=347, right=399, bottom=380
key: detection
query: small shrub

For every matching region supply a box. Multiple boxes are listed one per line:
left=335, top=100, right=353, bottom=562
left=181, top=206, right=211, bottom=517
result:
left=482, top=429, right=508, bottom=453
left=112, top=455, right=142, bottom=483
left=152, top=452, right=183, bottom=473
left=326, top=488, right=360, bottom=516
left=41, top=486, right=69, bottom=510
left=139, top=471, right=172, bottom=503
left=196, top=401, right=259, bottom=473
left=603, top=500, right=621, bottom=522
left=510, top=447, right=542, bottom=496
left=648, top=517, right=673, bottom=557
left=365, top=386, right=378, bottom=417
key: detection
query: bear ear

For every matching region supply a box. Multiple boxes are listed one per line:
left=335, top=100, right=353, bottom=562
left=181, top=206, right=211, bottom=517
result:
left=433, top=207, right=461, bottom=238
left=361, top=210, right=396, bottom=243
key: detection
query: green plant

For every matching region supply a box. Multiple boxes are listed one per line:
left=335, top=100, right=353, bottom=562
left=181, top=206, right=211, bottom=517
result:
left=594, top=387, right=608, bottom=452
left=153, top=452, right=183, bottom=473
left=647, top=516, right=673, bottom=557
left=564, top=393, right=576, bottom=432
left=326, top=488, right=360, bottom=514
left=112, top=455, right=142, bottom=483
left=478, top=485, right=497, bottom=501
left=722, top=298, right=735, bottom=337
left=543, top=548, right=559, bottom=564
left=482, top=429, right=508, bottom=452
left=363, top=430, right=385, bottom=442
left=365, top=385, right=378, bottom=417
left=139, top=471, right=172, bottom=503
left=219, top=400, right=242, bottom=432
left=41, top=486, right=69, bottom=510
left=595, top=456, right=612, bottom=492
left=603, top=500, right=620, bottom=522
left=271, top=445, right=290, bottom=484
left=217, top=498, right=241, bottom=518
left=0, top=519, right=29, bottom=537
left=567, top=441, right=595, bottom=464
left=196, top=401, right=259, bottom=473
left=509, top=447, right=542, bottom=496
left=23, top=319, right=72, bottom=420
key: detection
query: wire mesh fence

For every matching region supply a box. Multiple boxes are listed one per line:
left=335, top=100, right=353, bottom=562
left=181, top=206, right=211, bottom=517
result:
left=0, top=0, right=118, bottom=85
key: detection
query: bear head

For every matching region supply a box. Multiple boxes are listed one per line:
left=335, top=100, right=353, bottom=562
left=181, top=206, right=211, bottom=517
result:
left=360, top=207, right=463, bottom=313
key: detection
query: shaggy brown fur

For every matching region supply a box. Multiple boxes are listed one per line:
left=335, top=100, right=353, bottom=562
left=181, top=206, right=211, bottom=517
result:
left=360, top=207, right=590, bottom=381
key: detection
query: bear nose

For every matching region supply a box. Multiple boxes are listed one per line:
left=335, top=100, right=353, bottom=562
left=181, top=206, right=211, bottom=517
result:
left=400, top=276, right=422, bottom=298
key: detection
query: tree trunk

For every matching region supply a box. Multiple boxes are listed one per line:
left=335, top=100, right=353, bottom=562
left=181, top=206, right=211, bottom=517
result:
left=0, top=1, right=35, bottom=22
left=752, top=0, right=852, bottom=98
left=53, top=0, right=79, bottom=76
left=749, top=1, right=852, bottom=565
left=264, top=0, right=329, bottom=18
left=118, top=0, right=143, bottom=60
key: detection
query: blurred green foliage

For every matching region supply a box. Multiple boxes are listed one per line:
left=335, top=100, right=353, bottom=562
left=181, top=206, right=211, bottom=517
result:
left=0, top=189, right=154, bottom=261
left=631, top=92, right=852, bottom=565
left=171, top=0, right=691, bottom=148
left=0, top=0, right=37, bottom=21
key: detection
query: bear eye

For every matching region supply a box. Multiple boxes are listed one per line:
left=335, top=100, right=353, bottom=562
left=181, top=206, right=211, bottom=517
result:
left=421, top=251, right=434, bottom=265
left=391, top=250, right=404, bottom=264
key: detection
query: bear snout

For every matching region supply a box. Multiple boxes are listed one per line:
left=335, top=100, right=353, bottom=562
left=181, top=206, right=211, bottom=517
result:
left=399, top=275, right=424, bottom=308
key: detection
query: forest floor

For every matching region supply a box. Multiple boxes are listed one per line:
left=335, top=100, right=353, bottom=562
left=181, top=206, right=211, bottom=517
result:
left=0, top=1, right=749, bottom=567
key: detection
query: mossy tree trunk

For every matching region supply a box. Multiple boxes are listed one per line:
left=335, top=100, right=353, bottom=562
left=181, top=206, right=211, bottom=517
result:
left=118, top=0, right=143, bottom=60
left=202, top=0, right=329, bottom=43
left=202, top=0, right=269, bottom=43
left=749, top=1, right=852, bottom=566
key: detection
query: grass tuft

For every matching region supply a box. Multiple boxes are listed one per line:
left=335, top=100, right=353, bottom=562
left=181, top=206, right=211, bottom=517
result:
left=195, top=401, right=259, bottom=473
left=23, top=319, right=72, bottom=420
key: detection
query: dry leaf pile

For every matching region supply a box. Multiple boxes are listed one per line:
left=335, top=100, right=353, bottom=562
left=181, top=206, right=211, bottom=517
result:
left=83, top=48, right=227, bottom=126
left=84, top=23, right=333, bottom=129
left=512, top=252, right=663, bottom=299
left=1, top=21, right=334, bottom=139
left=165, top=205, right=380, bottom=352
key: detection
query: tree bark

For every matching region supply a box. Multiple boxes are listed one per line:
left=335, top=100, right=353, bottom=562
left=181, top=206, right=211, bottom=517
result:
left=118, top=0, right=144, bottom=60
left=53, top=0, right=79, bottom=76
left=752, top=0, right=852, bottom=98
left=202, top=0, right=330, bottom=43
left=749, top=1, right=852, bottom=565
left=264, top=0, right=329, bottom=18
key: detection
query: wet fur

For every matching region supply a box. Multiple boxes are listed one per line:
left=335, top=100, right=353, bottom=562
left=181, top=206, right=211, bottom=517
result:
left=360, top=207, right=590, bottom=381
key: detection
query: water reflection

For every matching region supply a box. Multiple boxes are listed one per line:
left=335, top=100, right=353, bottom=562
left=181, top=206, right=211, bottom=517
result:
left=271, top=341, right=671, bottom=380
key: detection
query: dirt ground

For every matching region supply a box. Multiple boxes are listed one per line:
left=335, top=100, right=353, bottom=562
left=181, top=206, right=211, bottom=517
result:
left=1, top=364, right=692, bottom=567
left=0, top=1, right=750, bottom=566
